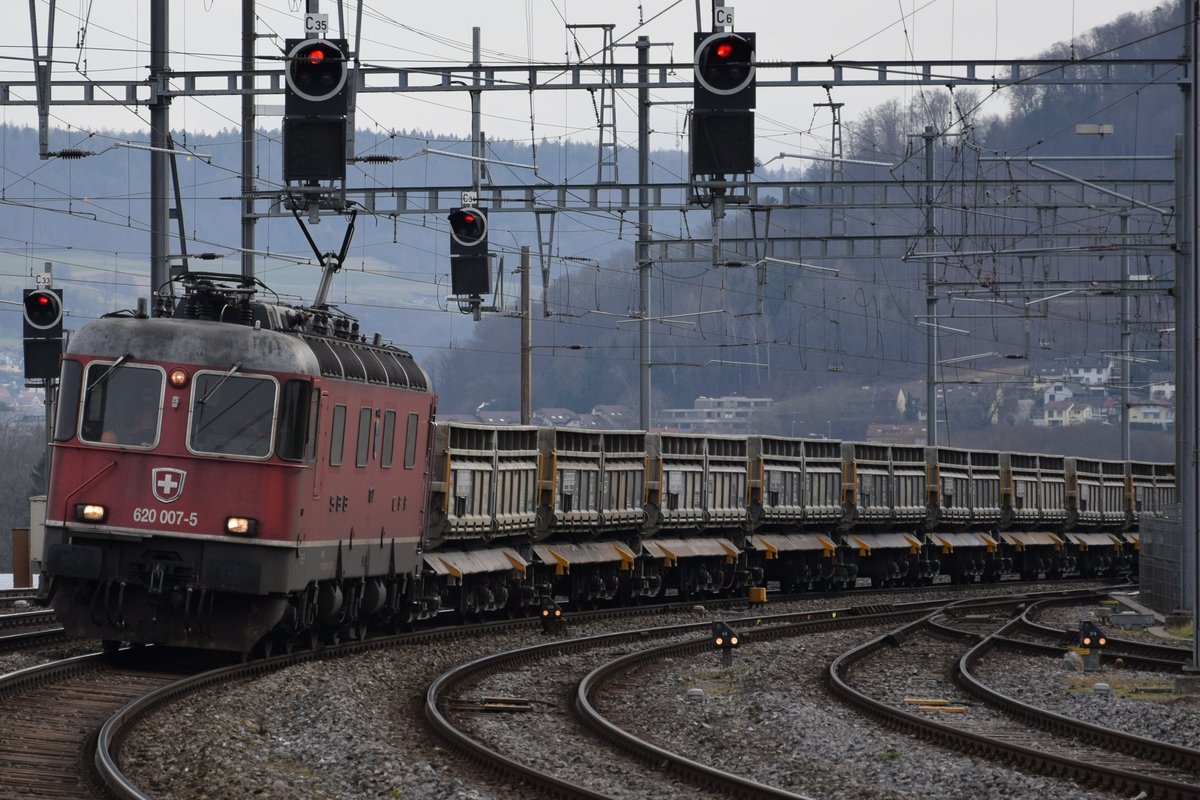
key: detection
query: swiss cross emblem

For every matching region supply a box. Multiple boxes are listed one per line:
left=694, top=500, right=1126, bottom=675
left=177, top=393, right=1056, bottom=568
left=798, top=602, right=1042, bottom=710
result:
left=151, top=468, right=187, bottom=504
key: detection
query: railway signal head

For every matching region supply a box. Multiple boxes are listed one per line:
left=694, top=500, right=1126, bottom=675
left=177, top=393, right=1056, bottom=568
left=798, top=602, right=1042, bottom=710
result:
left=712, top=620, right=740, bottom=649
left=282, top=38, right=349, bottom=181
left=540, top=599, right=564, bottom=634
left=23, top=289, right=63, bottom=337
left=690, top=31, right=756, bottom=176
left=693, top=32, right=756, bottom=111
left=447, top=207, right=490, bottom=299
left=448, top=207, right=488, bottom=253
left=22, top=288, right=64, bottom=381
left=1079, top=620, right=1107, bottom=649
left=284, top=38, right=350, bottom=116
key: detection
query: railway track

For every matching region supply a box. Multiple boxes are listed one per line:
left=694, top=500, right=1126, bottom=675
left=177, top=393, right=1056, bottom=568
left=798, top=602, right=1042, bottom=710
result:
left=0, top=649, right=212, bottom=800
left=0, top=610, right=57, bottom=634
left=0, top=627, right=71, bottom=657
left=0, top=588, right=42, bottom=610
left=95, top=593, right=949, bottom=798
left=5, top=581, right=1139, bottom=799
left=421, top=590, right=1108, bottom=799
left=830, top=594, right=1200, bottom=800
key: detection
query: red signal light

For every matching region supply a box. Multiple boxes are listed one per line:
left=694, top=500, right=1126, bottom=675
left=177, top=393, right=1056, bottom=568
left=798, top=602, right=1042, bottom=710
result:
left=715, top=42, right=734, bottom=59
left=462, top=213, right=476, bottom=224
left=36, top=295, right=49, bottom=306
left=307, top=48, right=326, bottom=65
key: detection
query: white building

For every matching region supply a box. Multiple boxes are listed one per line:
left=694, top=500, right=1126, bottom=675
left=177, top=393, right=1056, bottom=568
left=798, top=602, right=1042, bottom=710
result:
left=656, top=396, right=772, bottom=433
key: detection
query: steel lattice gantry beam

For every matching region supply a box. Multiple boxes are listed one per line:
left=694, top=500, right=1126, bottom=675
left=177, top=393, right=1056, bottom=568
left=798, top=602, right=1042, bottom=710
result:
left=267, top=176, right=1176, bottom=216
left=0, top=57, right=1187, bottom=108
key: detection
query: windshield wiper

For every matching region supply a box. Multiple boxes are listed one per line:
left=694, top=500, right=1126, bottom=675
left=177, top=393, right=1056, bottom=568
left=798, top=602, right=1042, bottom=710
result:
left=197, top=362, right=242, bottom=405
left=86, top=353, right=132, bottom=392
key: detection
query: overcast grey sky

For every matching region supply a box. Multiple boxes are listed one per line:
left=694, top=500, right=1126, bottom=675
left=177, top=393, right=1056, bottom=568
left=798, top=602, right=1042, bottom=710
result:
left=5, top=0, right=1175, bottom=154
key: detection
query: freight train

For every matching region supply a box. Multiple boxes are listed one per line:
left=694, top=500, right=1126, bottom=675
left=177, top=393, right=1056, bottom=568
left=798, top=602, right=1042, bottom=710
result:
left=39, top=272, right=1175, bottom=654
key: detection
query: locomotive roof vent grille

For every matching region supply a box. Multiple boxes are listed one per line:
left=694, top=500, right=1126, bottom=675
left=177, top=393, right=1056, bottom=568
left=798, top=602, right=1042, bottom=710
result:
left=299, top=334, right=427, bottom=391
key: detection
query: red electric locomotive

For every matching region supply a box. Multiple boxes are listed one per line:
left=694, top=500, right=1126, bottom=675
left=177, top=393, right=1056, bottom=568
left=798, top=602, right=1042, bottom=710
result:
left=43, top=273, right=435, bottom=653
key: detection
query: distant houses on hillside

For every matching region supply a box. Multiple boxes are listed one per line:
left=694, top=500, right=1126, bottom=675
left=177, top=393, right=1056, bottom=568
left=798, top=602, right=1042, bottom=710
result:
left=1, top=345, right=1175, bottom=441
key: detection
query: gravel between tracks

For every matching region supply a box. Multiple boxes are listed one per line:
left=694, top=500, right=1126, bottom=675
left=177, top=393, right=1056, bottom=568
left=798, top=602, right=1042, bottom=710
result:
left=0, top=640, right=100, bottom=676
left=115, top=585, right=1197, bottom=800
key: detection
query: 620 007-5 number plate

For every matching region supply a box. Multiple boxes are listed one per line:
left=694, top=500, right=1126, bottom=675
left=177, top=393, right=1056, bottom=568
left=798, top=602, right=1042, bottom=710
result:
left=133, top=507, right=199, bottom=527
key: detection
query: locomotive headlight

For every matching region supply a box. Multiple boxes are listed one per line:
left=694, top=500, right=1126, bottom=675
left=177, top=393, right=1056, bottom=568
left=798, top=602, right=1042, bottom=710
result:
left=74, top=503, right=108, bottom=523
left=168, top=368, right=189, bottom=388
left=225, top=516, right=259, bottom=536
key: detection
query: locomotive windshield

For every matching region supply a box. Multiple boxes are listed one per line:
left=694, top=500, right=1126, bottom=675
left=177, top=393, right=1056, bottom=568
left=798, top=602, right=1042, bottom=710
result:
left=78, top=362, right=164, bottom=448
left=189, top=371, right=277, bottom=458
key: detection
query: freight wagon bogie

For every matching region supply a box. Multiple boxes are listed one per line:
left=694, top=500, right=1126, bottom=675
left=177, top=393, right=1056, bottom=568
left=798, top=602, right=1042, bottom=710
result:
left=929, top=534, right=1008, bottom=584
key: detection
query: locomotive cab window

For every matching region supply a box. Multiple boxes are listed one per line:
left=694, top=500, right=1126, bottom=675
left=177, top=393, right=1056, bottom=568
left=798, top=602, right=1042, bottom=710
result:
left=188, top=371, right=277, bottom=458
left=54, top=358, right=83, bottom=442
left=79, top=361, right=165, bottom=448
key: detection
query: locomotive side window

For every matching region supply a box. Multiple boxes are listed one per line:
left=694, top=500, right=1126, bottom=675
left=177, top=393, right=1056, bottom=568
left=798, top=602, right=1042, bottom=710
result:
left=80, top=362, right=164, bottom=448
left=380, top=410, right=397, bottom=468
left=355, top=407, right=372, bottom=467
left=276, top=379, right=311, bottom=462
left=329, top=404, right=347, bottom=466
left=54, top=359, right=82, bottom=442
left=404, top=412, right=420, bottom=469
left=188, top=372, right=277, bottom=458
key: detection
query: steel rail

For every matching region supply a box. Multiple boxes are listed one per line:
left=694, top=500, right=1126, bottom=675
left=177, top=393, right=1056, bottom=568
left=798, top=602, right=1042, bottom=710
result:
left=828, top=595, right=1200, bottom=800
left=89, top=583, right=1123, bottom=797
